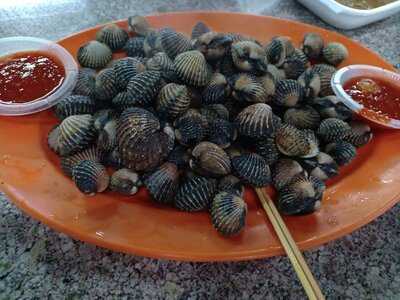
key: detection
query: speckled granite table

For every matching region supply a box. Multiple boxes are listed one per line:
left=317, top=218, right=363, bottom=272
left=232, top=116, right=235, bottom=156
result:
left=0, top=0, right=399, bottom=299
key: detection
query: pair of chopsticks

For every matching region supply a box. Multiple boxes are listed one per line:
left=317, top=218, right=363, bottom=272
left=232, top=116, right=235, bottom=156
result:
left=255, top=188, right=325, bottom=300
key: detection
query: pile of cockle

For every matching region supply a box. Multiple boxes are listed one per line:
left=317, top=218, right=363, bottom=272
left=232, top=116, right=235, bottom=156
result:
left=48, top=16, right=373, bottom=236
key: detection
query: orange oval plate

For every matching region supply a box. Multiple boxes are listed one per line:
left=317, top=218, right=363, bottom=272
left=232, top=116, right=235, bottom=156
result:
left=1, top=12, right=399, bottom=261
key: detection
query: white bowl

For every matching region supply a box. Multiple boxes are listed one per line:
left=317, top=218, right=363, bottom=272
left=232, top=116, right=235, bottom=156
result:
left=331, top=64, right=400, bottom=129
left=0, top=36, right=78, bottom=116
left=297, top=0, right=400, bottom=29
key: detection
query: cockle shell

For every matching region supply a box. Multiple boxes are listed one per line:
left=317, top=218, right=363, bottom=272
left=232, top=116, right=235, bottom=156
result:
left=194, top=32, right=232, bottom=61
left=159, top=27, right=193, bottom=59
left=322, top=42, right=348, bottom=66
left=218, top=175, right=244, bottom=196
left=343, top=121, right=373, bottom=147
left=207, top=118, right=237, bottom=149
left=156, top=83, right=191, bottom=119
left=174, top=109, right=207, bottom=146
left=191, top=21, right=211, bottom=39
left=77, top=40, right=112, bottom=69
left=72, top=160, right=110, bottom=195
left=113, top=57, right=146, bottom=89
left=175, top=173, right=217, bottom=211
left=301, top=32, right=324, bottom=59
left=123, top=37, right=145, bottom=57
left=283, top=105, right=321, bottom=130
left=144, top=162, right=179, bottom=204
left=190, top=142, right=231, bottom=177
left=126, top=70, right=163, bottom=106
left=54, top=95, right=96, bottom=120
left=272, top=159, right=305, bottom=191
left=311, top=64, right=336, bottom=97
left=95, top=68, right=120, bottom=101
left=201, top=72, right=231, bottom=105
left=210, top=191, right=247, bottom=236
left=235, top=103, right=275, bottom=139
left=143, top=30, right=163, bottom=57
left=231, top=41, right=268, bottom=74
left=278, top=173, right=324, bottom=215
left=273, top=79, right=304, bottom=107
left=311, top=95, right=352, bottom=120
left=97, top=119, right=117, bottom=153
left=73, top=68, right=96, bottom=98
left=275, top=124, right=319, bottom=158
left=231, top=73, right=268, bottom=103
left=60, top=146, right=102, bottom=178
left=232, top=153, right=271, bottom=187
left=96, top=23, right=128, bottom=51
left=317, top=118, right=352, bottom=143
left=128, top=15, right=153, bottom=37
left=300, top=152, right=338, bottom=181
left=110, top=168, right=141, bottom=195
left=173, top=50, right=212, bottom=87
left=325, top=141, right=356, bottom=166
left=117, top=107, right=169, bottom=171
left=264, top=36, right=295, bottom=67
left=49, top=114, right=96, bottom=156
left=282, top=48, right=309, bottom=80
left=298, top=69, right=321, bottom=99
left=254, top=137, right=280, bottom=165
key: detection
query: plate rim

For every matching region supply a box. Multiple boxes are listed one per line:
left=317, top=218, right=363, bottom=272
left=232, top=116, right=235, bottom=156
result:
left=2, top=11, right=399, bottom=262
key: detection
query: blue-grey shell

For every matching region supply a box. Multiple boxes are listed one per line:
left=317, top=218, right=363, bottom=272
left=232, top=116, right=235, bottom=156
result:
left=282, top=48, right=309, bottom=80
left=73, top=68, right=96, bottom=98
left=54, top=95, right=96, bottom=120
left=232, top=153, right=271, bottom=187
left=317, top=118, right=352, bottom=143
left=96, top=24, right=129, bottom=51
left=52, top=114, right=96, bottom=156
left=283, top=105, right=321, bottom=130
left=173, top=50, right=212, bottom=87
left=72, top=160, right=110, bottom=195
left=123, top=37, right=145, bottom=57
left=275, top=124, right=319, bottom=158
left=190, top=142, right=231, bottom=177
left=210, top=191, right=247, bottom=236
left=207, top=119, right=237, bottom=149
left=144, top=162, right=179, bottom=204
left=159, top=27, right=193, bottom=59
left=113, top=57, right=146, bottom=90
left=191, top=21, right=210, bottom=39
left=311, top=64, right=336, bottom=97
left=301, top=32, right=324, bottom=59
left=175, top=174, right=217, bottom=212
left=95, top=68, right=120, bottom=101
left=126, top=70, right=163, bottom=106
left=77, top=40, right=112, bottom=69
left=110, top=168, right=141, bottom=195
left=273, top=79, right=304, bottom=107
left=60, top=146, right=102, bottom=178
left=325, top=141, right=356, bottom=166
left=254, top=137, right=280, bottom=165
left=173, top=110, right=206, bottom=146
left=278, top=174, right=324, bottom=215
left=272, top=159, right=305, bottom=191
left=156, top=83, right=191, bottom=119
left=322, top=42, right=348, bottom=66
left=235, top=103, right=275, bottom=138
left=311, top=96, right=352, bottom=121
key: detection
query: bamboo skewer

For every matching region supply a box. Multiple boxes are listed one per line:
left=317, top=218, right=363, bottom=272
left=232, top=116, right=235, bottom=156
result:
left=255, top=188, right=325, bottom=300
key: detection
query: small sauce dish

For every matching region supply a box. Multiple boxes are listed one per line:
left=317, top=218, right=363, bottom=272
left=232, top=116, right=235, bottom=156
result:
left=0, top=36, right=78, bottom=116
left=331, top=64, right=400, bottom=129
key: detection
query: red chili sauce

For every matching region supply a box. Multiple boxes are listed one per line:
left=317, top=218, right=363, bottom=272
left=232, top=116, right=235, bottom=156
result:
left=344, top=76, right=400, bottom=120
left=0, top=51, right=65, bottom=103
